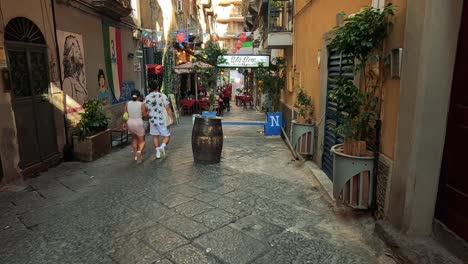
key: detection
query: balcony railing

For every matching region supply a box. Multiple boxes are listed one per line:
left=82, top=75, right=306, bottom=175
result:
left=218, top=0, right=242, bottom=6
left=216, top=16, right=244, bottom=23
left=268, top=0, right=292, bottom=32
left=265, top=0, right=293, bottom=48
left=91, top=0, right=132, bottom=18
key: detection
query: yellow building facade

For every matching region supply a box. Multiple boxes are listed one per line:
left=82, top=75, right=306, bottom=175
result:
left=279, top=0, right=410, bottom=221
left=282, top=0, right=406, bottom=166
left=278, top=0, right=468, bottom=256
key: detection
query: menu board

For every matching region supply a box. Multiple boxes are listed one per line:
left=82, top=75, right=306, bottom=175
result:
left=169, top=94, right=180, bottom=124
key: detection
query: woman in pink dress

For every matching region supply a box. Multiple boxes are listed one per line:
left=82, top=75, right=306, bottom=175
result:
left=123, top=90, right=148, bottom=163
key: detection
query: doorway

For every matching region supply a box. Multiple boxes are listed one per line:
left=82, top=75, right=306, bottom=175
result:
left=435, top=1, right=468, bottom=242
left=5, top=17, right=58, bottom=169
left=322, top=48, right=354, bottom=180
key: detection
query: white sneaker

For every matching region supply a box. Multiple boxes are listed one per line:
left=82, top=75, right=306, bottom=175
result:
left=160, top=147, right=166, bottom=157
left=156, top=149, right=161, bottom=159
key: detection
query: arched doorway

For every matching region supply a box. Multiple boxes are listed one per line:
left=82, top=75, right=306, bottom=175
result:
left=5, top=17, right=58, bottom=169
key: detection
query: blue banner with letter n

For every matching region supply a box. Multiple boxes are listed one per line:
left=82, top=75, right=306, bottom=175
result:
left=264, top=112, right=282, bottom=136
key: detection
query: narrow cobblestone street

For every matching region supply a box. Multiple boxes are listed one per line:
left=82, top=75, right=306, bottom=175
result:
left=0, top=107, right=393, bottom=264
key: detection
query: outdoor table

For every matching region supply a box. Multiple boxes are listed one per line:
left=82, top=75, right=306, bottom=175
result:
left=181, top=97, right=210, bottom=115
left=236, top=95, right=253, bottom=107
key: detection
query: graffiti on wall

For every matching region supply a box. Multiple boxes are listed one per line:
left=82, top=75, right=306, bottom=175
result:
left=96, top=69, right=111, bottom=106
left=120, top=81, right=135, bottom=102
left=57, top=30, right=87, bottom=112
left=102, top=23, right=123, bottom=104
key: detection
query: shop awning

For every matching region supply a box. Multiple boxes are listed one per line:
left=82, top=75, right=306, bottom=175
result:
left=147, top=64, right=163, bottom=74
left=173, top=61, right=213, bottom=74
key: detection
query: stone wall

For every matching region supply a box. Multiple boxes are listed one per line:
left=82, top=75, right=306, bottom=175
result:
left=104, top=103, right=126, bottom=129
left=375, top=154, right=392, bottom=219
left=280, top=101, right=298, bottom=140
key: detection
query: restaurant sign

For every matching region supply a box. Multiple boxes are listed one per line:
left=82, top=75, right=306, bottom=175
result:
left=217, top=55, right=270, bottom=68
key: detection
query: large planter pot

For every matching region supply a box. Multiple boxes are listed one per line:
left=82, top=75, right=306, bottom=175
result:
left=73, top=129, right=111, bottom=162
left=331, top=144, right=374, bottom=209
left=192, top=116, right=223, bottom=164
left=291, top=120, right=315, bottom=155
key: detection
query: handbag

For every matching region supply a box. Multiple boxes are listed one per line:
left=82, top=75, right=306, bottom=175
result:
left=164, top=107, right=173, bottom=127
left=123, top=102, right=129, bottom=121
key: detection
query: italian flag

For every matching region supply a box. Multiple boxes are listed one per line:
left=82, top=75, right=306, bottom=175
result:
left=102, top=24, right=122, bottom=102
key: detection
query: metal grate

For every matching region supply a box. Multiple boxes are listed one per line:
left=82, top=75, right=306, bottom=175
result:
left=322, top=48, right=354, bottom=180
left=5, top=17, right=46, bottom=44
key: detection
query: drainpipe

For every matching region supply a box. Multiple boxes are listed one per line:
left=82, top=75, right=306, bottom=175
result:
left=372, top=119, right=382, bottom=212
left=51, top=0, right=73, bottom=159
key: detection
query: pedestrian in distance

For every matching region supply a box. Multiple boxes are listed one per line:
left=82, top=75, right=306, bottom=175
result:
left=123, top=89, right=148, bottom=163
left=222, top=85, right=232, bottom=112
left=144, top=80, right=174, bottom=159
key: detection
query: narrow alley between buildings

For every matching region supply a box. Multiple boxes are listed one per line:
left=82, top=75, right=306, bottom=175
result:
left=1, top=107, right=395, bottom=264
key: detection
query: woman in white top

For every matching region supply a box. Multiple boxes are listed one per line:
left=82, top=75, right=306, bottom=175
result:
left=123, top=90, right=148, bottom=163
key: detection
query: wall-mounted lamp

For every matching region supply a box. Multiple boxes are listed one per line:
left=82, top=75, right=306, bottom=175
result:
left=390, top=48, right=403, bottom=79
left=317, top=49, right=321, bottom=68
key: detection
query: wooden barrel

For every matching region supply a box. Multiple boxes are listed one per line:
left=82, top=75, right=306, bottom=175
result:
left=192, top=116, right=223, bottom=164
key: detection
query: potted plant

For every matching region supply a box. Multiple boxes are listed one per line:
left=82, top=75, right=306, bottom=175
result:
left=73, top=100, right=111, bottom=162
left=193, top=40, right=227, bottom=115
left=291, top=87, right=315, bottom=155
left=328, top=4, right=394, bottom=208
left=295, top=87, right=314, bottom=124
left=254, top=57, right=286, bottom=136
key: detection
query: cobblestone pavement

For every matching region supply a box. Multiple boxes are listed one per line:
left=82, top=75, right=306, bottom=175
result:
left=0, top=106, right=395, bottom=264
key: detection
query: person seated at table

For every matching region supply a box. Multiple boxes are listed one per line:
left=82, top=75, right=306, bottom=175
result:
left=198, top=87, right=206, bottom=97
left=215, top=95, right=224, bottom=116
left=187, top=90, right=195, bottom=98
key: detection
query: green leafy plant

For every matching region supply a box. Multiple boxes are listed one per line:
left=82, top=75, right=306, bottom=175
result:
left=77, top=100, right=109, bottom=140
left=329, top=78, right=377, bottom=141
left=296, top=87, right=314, bottom=123
left=254, top=57, right=286, bottom=113
left=193, top=40, right=227, bottom=111
left=328, top=4, right=394, bottom=147
left=329, top=4, right=394, bottom=70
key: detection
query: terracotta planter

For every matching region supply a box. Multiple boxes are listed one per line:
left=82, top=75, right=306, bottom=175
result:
left=331, top=144, right=374, bottom=209
left=343, top=138, right=369, bottom=156
left=73, top=129, right=111, bottom=162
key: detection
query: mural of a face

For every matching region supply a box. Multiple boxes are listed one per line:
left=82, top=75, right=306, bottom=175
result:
left=59, top=32, right=87, bottom=106
left=96, top=69, right=111, bottom=105
left=63, top=36, right=84, bottom=78
left=98, top=70, right=106, bottom=89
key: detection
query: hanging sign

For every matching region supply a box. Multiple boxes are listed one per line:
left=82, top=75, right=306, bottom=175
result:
left=217, top=55, right=270, bottom=68
left=176, top=30, right=188, bottom=43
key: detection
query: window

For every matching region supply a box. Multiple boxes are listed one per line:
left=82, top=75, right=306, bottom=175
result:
left=177, top=0, right=183, bottom=12
left=372, top=0, right=385, bottom=9
left=189, top=0, right=193, bottom=15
